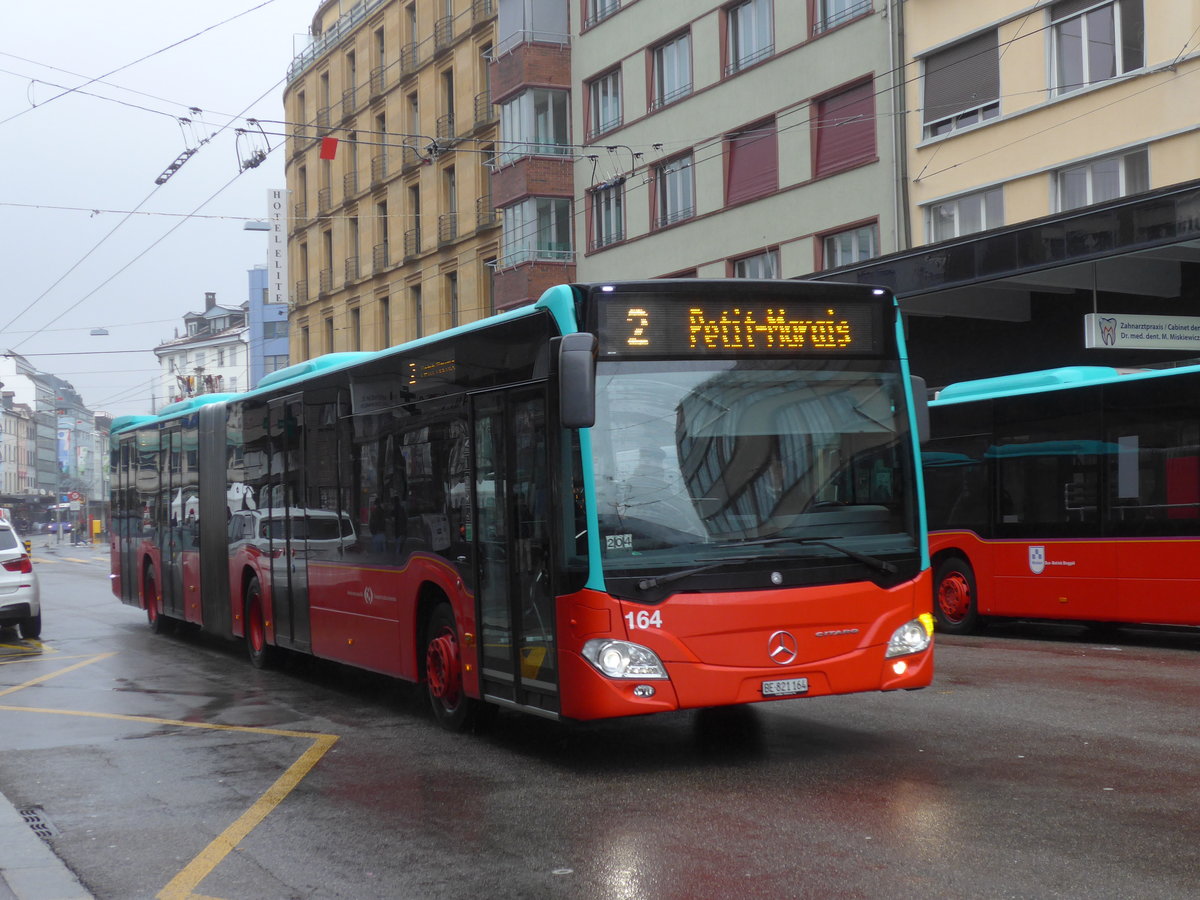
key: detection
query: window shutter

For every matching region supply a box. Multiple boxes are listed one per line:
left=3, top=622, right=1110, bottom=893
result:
left=814, top=81, right=875, bottom=177
left=922, top=31, right=999, bottom=125
left=725, top=119, right=778, bottom=205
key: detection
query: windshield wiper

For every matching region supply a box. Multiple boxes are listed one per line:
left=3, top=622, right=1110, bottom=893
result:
left=716, top=536, right=897, bottom=575
left=636, top=556, right=761, bottom=591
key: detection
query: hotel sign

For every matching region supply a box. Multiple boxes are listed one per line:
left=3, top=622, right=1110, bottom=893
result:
left=1084, top=313, right=1200, bottom=351
left=268, top=188, right=290, bottom=307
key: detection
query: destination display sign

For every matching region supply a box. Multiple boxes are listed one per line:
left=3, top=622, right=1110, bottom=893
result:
left=597, top=295, right=884, bottom=357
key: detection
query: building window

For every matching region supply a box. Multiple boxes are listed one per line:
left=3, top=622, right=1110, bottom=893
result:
left=584, top=0, right=620, bottom=29
left=814, top=0, right=872, bottom=34
left=445, top=271, right=459, bottom=328
left=732, top=249, right=779, bottom=278
left=725, top=118, right=777, bottom=205
left=812, top=79, right=876, bottom=178
left=1052, top=0, right=1144, bottom=95
left=380, top=295, right=391, bottom=348
left=263, top=321, right=288, bottom=339
left=654, top=154, right=695, bottom=228
left=927, top=187, right=1003, bottom=242
left=350, top=307, right=361, bottom=351
left=498, top=89, right=569, bottom=164
left=195, top=351, right=206, bottom=368
left=590, top=183, right=624, bottom=250
left=823, top=223, right=879, bottom=268
left=587, top=69, right=622, bottom=139
left=923, top=31, right=1000, bottom=139
left=411, top=284, right=424, bottom=339
left=501, top=197, right=573, bottom=266
left=217, top=349, right=225, bottom=367
left=725, top=0, right=773, bottom=76
left=325, top=317, right=335, bottom=352
left=228, top=345, right=238, bottom=366
left=1054, top=147, right=1148, bottom=212
left=651, top=33, right=692, bottom=110
left=264, top=355, right=289, bottom=374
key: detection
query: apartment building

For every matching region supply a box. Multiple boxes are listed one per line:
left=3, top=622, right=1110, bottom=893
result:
left=908, top=0, right=1200, bottom=245
left=153, top=293, right=250, bottom=408
left=284, top=0, right=501, bottom=361
left=571, top=0, right=903, bottom=281
left=816, top=0, right=1200, bottom=387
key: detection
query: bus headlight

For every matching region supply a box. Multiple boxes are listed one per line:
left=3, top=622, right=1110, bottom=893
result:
left=582, top=639, right=669, bottom=679
left=886, top=614, right=934, bottom=658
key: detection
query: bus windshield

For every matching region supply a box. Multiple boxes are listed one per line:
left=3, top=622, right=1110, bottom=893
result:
left=591, top=359, right=919, bottom=579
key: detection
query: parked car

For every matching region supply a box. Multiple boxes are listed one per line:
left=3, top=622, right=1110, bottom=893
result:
left=0, top=519, right=41, bottom=639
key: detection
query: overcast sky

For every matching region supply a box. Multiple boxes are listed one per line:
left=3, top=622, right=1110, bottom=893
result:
left=1, top=0, right=315, bottom=417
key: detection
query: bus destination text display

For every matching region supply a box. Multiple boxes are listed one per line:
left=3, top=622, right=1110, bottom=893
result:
left=598, top=296, right=883, bottom=357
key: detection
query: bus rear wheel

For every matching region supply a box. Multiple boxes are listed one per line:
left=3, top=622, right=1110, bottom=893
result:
left=424, top=603, right=480, bottom=732
left=934, top=556, right=979, bottom=635
left=244, top=577, right=278, bottom=669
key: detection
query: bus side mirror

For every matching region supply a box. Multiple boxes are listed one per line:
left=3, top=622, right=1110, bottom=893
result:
left=911, top=375, right=930, bottom=444
left=559, top=333, right=597, bottom=429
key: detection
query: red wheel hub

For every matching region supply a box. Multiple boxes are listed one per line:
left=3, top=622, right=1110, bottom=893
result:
left=426, top=628, right=462, bottom=707
left=938, top=572, right=971, bottom=623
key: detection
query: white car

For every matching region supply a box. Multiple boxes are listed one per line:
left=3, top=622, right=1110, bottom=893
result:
left=0, top=518, right=40, bottom=639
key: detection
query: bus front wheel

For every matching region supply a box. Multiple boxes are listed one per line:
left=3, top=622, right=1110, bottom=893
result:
left=244, top=577, right=278, bottom=669
left=424, top=603, right=481, bottom=732
left=934, top=556, right=979, bottom=635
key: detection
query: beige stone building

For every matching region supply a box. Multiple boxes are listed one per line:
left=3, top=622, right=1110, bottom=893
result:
left=284, top=0, right=501, bottom=361
left=907, top=0, right=1200, bottom=247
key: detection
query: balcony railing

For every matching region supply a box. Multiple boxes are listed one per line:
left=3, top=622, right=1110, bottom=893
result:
left=294, top=280, right=309, bottom=305
left=438, top=213, right=459, bottom=244
left=474, top=90, right=496, bottom=128
left=317, top=188, right=332, bottom=213
left=403, top=227, right=421, bottom=258
left=319, top=268, right=333, bottom=295
left=316, top=106, right=331, bottom=133
left=371, top=153, right=388, bottom=185
left=342, top=86, right=358, bottom=116
left=345, top=256, right=360, bottom=282
left=293, top=200, right=307, bottom=222
left=436, top=113, right=456, bottom=142
left=476, top=196, right=498, bottom=228
left=373, top=241, right=389, bottom=271
left=435, top=16, right=454, bottom=51
left=343, top=171, right=359, bottom=197
left=400, top=42, right=423, bottom=75
left=472, top=0, right=495, bottom=25
left=402, top=144, right=423, bottom=171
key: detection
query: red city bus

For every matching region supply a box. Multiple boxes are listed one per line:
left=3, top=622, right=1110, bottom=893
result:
left=111, top=280, right=933, bottom=729
left=925, top=364, right=1200, bottom=633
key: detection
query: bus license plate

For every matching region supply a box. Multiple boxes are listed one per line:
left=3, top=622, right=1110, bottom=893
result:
left=762, top=677, right=809, bottom=697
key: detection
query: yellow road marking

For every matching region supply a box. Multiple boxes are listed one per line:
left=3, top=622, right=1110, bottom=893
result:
left=0, top=652, right=113, bottom=697
left=0, top=653, right=340, bottom=900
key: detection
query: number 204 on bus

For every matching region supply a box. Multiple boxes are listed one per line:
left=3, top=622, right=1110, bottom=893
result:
left=110, top=280, right=934, bottom=730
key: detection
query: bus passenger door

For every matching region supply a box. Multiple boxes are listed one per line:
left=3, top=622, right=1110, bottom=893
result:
left=268, top=394, right=312, bottom=652
left=473, top=388, right=558, bottom=717
left=160, top=425, right=186, bottom=620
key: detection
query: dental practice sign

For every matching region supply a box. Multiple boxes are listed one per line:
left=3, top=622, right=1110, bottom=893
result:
left=1084, top=313, right=1200, bottom=351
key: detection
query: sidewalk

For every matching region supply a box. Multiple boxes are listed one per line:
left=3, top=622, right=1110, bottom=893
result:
left=0, top=790, right=92, bottom=900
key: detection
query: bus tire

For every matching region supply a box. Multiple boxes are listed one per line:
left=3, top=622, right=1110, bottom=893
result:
left=424, top=603, right=480, bottom=732
left=244, top=577, right=278, bottom=669
left=144, top=567, right=173, bottom=635
left=934, top=555, right=979, bottom=635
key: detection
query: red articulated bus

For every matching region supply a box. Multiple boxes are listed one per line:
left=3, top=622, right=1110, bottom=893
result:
left=925, top=363, right=1200, bottom=633
left=111, top=280, right=933, bottom=729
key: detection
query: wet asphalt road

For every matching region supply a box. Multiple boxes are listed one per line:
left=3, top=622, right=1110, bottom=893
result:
left=1, top=545, right=1198, bottom=899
